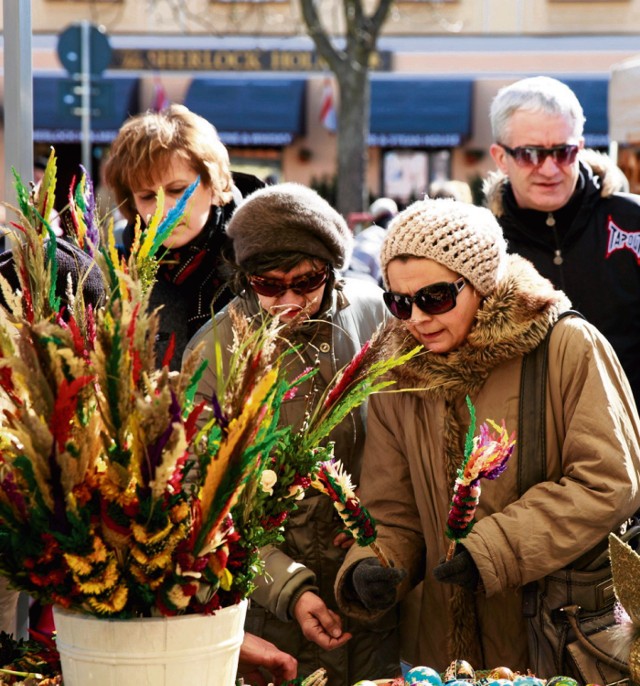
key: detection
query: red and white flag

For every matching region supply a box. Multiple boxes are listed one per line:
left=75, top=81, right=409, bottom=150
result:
left=152, top=76, right=169, bottom=112
left=319, top=78, right=337, bottom=133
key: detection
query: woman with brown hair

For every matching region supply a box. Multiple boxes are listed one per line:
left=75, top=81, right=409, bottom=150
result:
left=104, top=104, right=263, bottom=368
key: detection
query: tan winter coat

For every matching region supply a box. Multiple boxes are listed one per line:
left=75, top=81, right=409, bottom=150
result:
left=184, top=278, right=399, bottom=685
left=335, top=255, right=640, bottom=675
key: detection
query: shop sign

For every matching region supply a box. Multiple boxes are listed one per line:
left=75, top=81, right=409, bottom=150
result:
left=111, top=48, right=392, bottom=72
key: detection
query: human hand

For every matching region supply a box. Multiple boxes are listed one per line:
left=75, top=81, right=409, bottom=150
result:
left=292, top=591, right=352, bottom=651
left=433, top=546, right=479, bottom=591
left=333, top=531, right=355, bottom=550
left=350, top=557, right=405, bottom=611
left=238, top=632, right=298, bottom=686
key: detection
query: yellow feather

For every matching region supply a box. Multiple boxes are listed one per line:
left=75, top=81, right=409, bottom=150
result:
left=199, top=368, right=277, bottom=521
left=139, top=188, right=164, bottom=259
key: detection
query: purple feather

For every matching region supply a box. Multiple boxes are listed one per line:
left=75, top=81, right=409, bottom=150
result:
left=79, top=166, right=99, bottom=255
left=140, top=390, right=183, bottom=495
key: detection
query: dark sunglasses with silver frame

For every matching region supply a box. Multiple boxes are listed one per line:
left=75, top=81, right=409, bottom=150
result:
left=499, top=143, right=579, bottom=168
left=383, top=277, right=466, bottom=320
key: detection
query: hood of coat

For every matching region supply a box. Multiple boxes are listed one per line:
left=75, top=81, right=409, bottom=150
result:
left=484, top=149, right=626, bottom=219
left=378, top=254, right=571, bottom=398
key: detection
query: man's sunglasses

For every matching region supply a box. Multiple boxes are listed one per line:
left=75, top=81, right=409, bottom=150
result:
left=383, top=278, right=466, bottom=320
left=499, top=143, right=579, bottom=168
left=248, top=266, right=329, bottom=298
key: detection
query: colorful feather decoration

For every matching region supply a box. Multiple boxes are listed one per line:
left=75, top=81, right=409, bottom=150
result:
left=445, top=395, right=516, bottom=560
left=304, top=328, right=422, bottom=449
left=150, top=178, right=199, bottom=254
left=0, top=150, right=423, bottom=619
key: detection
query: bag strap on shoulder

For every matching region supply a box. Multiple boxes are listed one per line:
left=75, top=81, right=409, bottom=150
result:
left=517, top=310, right=584, bottom=496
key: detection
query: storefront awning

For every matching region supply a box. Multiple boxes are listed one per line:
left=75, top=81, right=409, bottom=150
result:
left=369, top=78, right=473, bottom=148
left=33, top=76, right=140, bottom=144
left=561, top=78, right=609, bottom=148
left=184, top=78, right=306, bottom=146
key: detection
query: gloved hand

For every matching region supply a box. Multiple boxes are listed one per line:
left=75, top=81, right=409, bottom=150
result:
left=349, top=558, right=406, bottom=611
left=433, top=546, right=479, bottom=591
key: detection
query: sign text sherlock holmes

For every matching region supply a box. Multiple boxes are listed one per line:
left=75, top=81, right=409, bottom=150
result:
left=112, top=48, right=391, bottom=71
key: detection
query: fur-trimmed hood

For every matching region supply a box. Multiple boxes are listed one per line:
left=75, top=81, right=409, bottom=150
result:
left=484, top=149, right=629, bottom=218
left=379, top=254, right=571, bottom=397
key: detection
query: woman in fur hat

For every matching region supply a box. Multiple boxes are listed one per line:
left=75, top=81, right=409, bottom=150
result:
left=334, top=198, right=640, bottom=678
left=104, top=104, right=264, bottom=369
left=184, top=183, right=399, bottom=685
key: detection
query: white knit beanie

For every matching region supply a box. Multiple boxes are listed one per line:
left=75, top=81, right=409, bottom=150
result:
left=380, top=198, right=507, bottom=295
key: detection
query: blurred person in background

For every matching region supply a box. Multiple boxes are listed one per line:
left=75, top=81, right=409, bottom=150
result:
left=345, top=196, right=398, bottom=285
left=429, top=178, right=473, bottom=203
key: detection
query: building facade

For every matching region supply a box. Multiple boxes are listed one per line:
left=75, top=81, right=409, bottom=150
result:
left=2, top=0, right=640, bottom=209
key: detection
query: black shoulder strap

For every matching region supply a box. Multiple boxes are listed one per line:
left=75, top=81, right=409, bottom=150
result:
left=517, top=310, right=585, bottom=496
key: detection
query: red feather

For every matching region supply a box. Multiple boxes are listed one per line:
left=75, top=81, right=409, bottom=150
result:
left=162, top=333, right=176, bottom=369
left=50, top=375, right=94, bottom=449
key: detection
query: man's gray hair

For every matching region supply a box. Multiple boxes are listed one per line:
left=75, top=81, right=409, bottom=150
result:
left=490, top=76, right=586, bottom=143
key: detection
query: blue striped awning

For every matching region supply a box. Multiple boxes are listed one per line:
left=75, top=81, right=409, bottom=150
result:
left=184, top=78, right=306, bottom=146
left=369, top=78, right=473, bottom=147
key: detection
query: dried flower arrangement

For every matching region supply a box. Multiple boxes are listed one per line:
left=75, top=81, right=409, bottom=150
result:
left=0, top=152, right=419, bottom=619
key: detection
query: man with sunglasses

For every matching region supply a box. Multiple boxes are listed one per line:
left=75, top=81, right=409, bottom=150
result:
left=184, top=183, right=397, bottom=685
left=485, top=75, right=640, bottom=408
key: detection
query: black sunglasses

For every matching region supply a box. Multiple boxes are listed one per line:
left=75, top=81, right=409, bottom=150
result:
left=248, top=266, right=329, bottom=298
left=383, top=278, right=466, bottom=320
left=499, top=143, right=579, bottom=168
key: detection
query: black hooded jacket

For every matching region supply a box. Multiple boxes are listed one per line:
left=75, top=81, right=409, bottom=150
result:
left=485, top=156, right=640, bottom=408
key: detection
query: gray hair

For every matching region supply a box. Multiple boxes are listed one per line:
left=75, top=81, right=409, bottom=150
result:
left=490, top=76, right=586, bottom=143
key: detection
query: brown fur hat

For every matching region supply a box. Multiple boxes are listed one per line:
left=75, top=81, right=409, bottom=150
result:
left=226, top=182, right=353, bottom=270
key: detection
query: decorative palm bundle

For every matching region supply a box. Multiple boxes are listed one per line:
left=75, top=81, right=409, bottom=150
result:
left=445, top=396, right=516, bottom=560
left=0, top=152, right=417, bottom=619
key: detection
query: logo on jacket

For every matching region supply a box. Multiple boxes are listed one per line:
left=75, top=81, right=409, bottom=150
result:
left=606, top=216, right=640, bottom=263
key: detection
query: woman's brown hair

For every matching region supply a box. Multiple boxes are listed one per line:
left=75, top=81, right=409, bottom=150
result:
left=103, top=104, right=233, bottom=222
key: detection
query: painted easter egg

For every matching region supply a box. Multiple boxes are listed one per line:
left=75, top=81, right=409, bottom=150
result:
left=405, top=666, right=443, bottom=686
left=513, top=676, right=545, bottom=686
left=483, top=679, right=513, bottom=686
left=489, top=667, right=515, bottom=681
left=443, top=659, right=475, bottom=683
left=352, top=681, right=377, bottom=686
left=546, top=677, right=578, bottom=686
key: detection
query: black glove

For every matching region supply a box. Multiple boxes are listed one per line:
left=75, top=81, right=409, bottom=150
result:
left=349, top=558, right=406, bottom=611
left=433, top=546, right=479, bottom=591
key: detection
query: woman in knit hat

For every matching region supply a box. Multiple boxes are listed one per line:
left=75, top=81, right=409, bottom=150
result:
left=334, top=198, right=640, bottom=678
left=184, top=183, right=398, bottom=685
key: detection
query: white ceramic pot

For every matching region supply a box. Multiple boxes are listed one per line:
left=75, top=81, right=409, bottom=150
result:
left=53, top=599, right=247, bottom=686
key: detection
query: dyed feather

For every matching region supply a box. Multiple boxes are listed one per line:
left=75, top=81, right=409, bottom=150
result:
left=196, top=368, right=278, bottom=553
left=445, top=396, right=515, bottom=550
left=150, top=179, right=199, bottom=254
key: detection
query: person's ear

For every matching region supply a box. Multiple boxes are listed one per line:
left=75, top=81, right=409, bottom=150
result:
left=490, top=143, right=509, bottom=173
